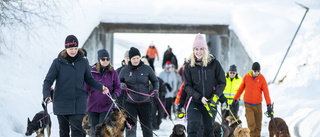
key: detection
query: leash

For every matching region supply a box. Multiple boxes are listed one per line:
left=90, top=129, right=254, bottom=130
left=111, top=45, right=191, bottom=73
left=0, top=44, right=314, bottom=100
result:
left=124, top=85, right=175, bottom=125
left=228, top=107, right=239, bottom=125
left=184, top=96, right=192, bottom=123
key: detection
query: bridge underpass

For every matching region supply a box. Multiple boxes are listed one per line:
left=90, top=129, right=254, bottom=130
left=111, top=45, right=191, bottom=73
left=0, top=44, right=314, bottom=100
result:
left=83, top=23, right=252, bottom=76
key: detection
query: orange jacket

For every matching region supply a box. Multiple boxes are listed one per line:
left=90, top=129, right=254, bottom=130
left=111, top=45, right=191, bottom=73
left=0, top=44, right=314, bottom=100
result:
left=146, top=46, right=159, bottom=59
left=174, top=82, right=184, bottom=105
left=233, top=71, right=271, bottom=105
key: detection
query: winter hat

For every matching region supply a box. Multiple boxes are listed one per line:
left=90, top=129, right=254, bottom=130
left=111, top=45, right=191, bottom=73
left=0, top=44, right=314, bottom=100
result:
left=129, top=47, right=141, bottom=59
left=166, top=61, right=171, bottom=65
left=65, top=35, right=78, bottom=49
left=229, top=64, right=237, bottom=72
left=193, top=33, right=208, bottom=50
left=97, top=49, right=109, bottom=61
left=124, top=50, right=129, bottom=58
left=252, top=62, right=260, bottom=70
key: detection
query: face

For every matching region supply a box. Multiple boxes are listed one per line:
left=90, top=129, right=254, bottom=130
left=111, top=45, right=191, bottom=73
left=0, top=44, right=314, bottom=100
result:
left=229, top=71, right=237, bottom=78
left=99, top=57, right=110, bottom=67
left=165, top=64, right=172, bottom=72
left=193, top=47, right=204, bottom=60
left=124, top=57, right=130, bottom=65
left=130, top=55, right=140, bottom=66
left=66, top=47, right=78, bottom=57
left=252, top=70, right=260, bottom=77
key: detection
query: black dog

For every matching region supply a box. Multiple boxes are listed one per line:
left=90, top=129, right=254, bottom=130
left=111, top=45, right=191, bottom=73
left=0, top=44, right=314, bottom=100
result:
left=170, top=124, right=186, bottom=137
left=25, top=102, right=51, bottom=137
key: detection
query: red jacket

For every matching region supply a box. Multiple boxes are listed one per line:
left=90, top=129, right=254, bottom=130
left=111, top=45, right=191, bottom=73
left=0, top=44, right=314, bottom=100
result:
left=234, top=71, right=271, bottom=105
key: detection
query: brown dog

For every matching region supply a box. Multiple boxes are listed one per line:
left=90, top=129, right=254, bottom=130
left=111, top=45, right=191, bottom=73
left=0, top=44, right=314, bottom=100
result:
left=82, top=114, right=91, bottom=137
left=234, top=126, right=250, bottom=137
left=269, top=117, right=290, bottom=137
left=170, top=124, right=186, bottom=137
left=94, top=109, right=135, bottom=137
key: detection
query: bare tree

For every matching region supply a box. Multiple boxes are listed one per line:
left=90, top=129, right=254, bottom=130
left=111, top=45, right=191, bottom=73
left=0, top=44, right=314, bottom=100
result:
left=0, top=0, right=63, bottom=50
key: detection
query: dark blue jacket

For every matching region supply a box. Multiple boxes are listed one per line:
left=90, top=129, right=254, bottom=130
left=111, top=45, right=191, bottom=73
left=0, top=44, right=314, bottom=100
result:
left=43, top=50, right=103, bottom=115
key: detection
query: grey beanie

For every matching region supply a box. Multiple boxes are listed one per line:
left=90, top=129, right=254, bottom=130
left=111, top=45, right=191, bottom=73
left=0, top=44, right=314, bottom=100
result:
left=229, top=65, right=237, bottom=72
left=124, top=50, right=129, bottom=58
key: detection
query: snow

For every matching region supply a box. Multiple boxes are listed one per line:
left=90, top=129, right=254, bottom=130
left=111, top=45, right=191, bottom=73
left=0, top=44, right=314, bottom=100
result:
left=1, top=0, right=320, bottom=136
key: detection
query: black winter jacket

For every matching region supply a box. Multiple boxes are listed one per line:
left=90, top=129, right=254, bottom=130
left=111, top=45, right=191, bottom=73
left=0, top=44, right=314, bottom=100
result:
left=43, top=50, right=103, bottom=115
left=184, top=55, right=226, bottom=104
left=119, top=61, right=159, bottom=104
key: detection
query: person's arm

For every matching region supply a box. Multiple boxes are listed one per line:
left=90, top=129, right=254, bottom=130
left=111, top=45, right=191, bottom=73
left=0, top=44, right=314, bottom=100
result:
left=261, top=75, right=271, bottom=105
left=213, top=60, right=226, bottom=97
left=184, top=64, right=202, bottom=101
left=113, top=70, right=122, bottom=97
left=233, top=76, right=246, bottom=100
left=43, top=59, right=58, bottom=102
left=84, top=61, right=103, bottom=92
left=149, top=69, right=159, bottom=92
left=155, top=48, right=159, bottom=59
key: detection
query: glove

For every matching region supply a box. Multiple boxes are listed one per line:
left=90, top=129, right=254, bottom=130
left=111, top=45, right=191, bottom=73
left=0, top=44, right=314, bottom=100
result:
left=230, top=99, right=238, bottom=109
left=154, top=91, right=159, bottom=98
left=219, top=95, right=227, bottom=104
left=177, top=105, right=185, bottom=119
left=267, top=104, right=273, bottom=117
left=211, top=94, right=219, bottom=104
left=108, top=93, right=118, bottom=104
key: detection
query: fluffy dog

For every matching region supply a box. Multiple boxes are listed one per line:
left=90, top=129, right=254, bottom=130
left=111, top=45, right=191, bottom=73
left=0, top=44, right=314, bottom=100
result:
left=94, top=109, right=135, bottom=137
left=268, top=117, right=290, bottom=137
left=233, top=126, right=250, bottom=137
left=169, top=124, right=186, bottom=137
left=82, top=114, right=91, bottom=137
left=25, top=102, right=51, bottom=137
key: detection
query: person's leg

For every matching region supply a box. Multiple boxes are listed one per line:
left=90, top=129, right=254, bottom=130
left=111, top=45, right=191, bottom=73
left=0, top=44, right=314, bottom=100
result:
left=151, top=102, right=158, bottom=130
left=156, top=103, right=163, bottom=129
left=87, top=112, right=99, bottom=136
left=138, top=103, right=153, bottom=137
left=245, top=103, right=256, bottom=137
left=125, top=103, right=138, bottom=137
left=187, top=102, right=201, bottom=137
left=149, top=58, right=155, bottom=71
left=69, top=114, right=86, bottom=137
left=98, top=111, right=110, bottom=123
left=166, top=98, right=173, bottom=118
left=57, top=115, right=70, bottom=137
left=164, top=98, right=170, bottom=119
left=254, top=104, right=262, bottom=137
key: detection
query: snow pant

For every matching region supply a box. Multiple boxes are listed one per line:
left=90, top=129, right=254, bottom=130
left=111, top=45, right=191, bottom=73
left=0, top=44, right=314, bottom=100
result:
left=221, top=102, right=239, bottom=126
left=125, top=102, right=153, bottom=137
left=187, top=102, right=215, bottom=137
left=87, top=111, right=110, bottom=136
left=245, top=103, right=262, bottom=137
left=149, top=58, right=155, bottom=71
left=164, top=97, right=173, bottom=119
left=57, top=114, right=85, bottom=137
left=151, top=101, right=164, bottom=130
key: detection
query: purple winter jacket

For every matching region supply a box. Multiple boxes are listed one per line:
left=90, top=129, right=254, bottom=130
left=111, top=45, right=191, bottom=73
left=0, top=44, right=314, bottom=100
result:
left=85, top=65, right=121, bottom=112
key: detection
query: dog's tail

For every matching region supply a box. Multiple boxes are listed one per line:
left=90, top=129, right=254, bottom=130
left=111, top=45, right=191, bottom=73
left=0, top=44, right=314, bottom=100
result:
left=94, top=123, right=103, bottom=137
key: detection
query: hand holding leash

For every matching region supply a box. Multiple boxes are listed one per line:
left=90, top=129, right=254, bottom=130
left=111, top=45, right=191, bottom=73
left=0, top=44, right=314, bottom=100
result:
left=102, top=85, right=109, bottom=94
left=44, top=97, right=52, bottom=104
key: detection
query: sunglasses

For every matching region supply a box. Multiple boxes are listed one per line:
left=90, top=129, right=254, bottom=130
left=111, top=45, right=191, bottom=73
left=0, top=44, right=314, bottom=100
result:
left=101, top=57, right=110, bottom=61
left=253, top=70, right=260, bottom=72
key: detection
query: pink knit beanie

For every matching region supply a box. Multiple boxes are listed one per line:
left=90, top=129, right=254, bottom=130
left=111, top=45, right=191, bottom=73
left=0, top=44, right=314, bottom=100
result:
left=193, top=33, right=208, bottom=50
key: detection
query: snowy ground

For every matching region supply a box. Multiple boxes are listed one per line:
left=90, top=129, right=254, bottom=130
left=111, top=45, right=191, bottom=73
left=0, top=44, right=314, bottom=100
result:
left=1, top=0, right=320, bottom=137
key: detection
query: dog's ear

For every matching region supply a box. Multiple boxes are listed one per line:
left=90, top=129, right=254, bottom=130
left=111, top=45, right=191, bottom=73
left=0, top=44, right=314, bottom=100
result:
left=112, top=107, right=118, bottom=112
left=27, top=118, right=31, bottom=124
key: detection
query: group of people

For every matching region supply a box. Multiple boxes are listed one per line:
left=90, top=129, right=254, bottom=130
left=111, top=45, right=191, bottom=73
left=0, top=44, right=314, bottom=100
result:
left=42, top=34, right=273, bottom=137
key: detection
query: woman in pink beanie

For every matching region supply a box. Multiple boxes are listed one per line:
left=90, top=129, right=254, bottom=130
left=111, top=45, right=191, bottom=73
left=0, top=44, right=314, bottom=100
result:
left=183, top=33, right=226, bottom=137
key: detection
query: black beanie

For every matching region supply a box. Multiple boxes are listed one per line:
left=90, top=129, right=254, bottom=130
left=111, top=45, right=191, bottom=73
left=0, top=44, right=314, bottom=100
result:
left=252, top=62, right=260, bottom=70
left=229, top=64, right=237, bottom=72
left=129, top=47, right=141, bottom=59
left=97, top=49, right=109, bottom=61
left=65, top=35, right=78, bottom=49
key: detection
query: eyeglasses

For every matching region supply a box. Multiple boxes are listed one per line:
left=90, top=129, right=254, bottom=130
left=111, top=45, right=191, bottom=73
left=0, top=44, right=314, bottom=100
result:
left=101, top=57, right=110, bottom=61
left=229, top=72, right=236, bottom=75
left=253, top=70, right=260, bottom=72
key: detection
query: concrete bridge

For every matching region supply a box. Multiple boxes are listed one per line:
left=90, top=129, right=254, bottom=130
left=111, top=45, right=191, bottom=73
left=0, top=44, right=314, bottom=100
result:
left=83, top=23, right=252, bottom=76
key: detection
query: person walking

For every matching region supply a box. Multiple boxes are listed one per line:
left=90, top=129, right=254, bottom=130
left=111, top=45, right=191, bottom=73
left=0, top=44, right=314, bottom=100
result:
left=119, top=47, right=159, bottom=137
left=159, top=61, right=177, bottom=119
left=231, top=62, right=273, bottom=137
left=146, top=43, right=159, bottom=71
left=42, top=35, right=109, bottom=137
left=184, top=33, right=226, bottom=137
left=220, top=64, right=243, bottom=125
left=116, top=50, right=129, bottom=107
left=85, top=49, right=121, bottom=136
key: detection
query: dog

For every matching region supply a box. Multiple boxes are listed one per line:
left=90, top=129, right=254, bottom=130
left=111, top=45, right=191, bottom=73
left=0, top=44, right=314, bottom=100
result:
left=225, top=115, right=250, bottom=137
left=82, top=114, right=91, bottom=137
left=269, top=118, right=290, bottom=137
left=214, top=121, right=232, bottom=137
left=25, top=102, right=51, bottom=137
left=169, top=124, right=186, bottom=137
left=94, top=109, right=135, bottom=137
